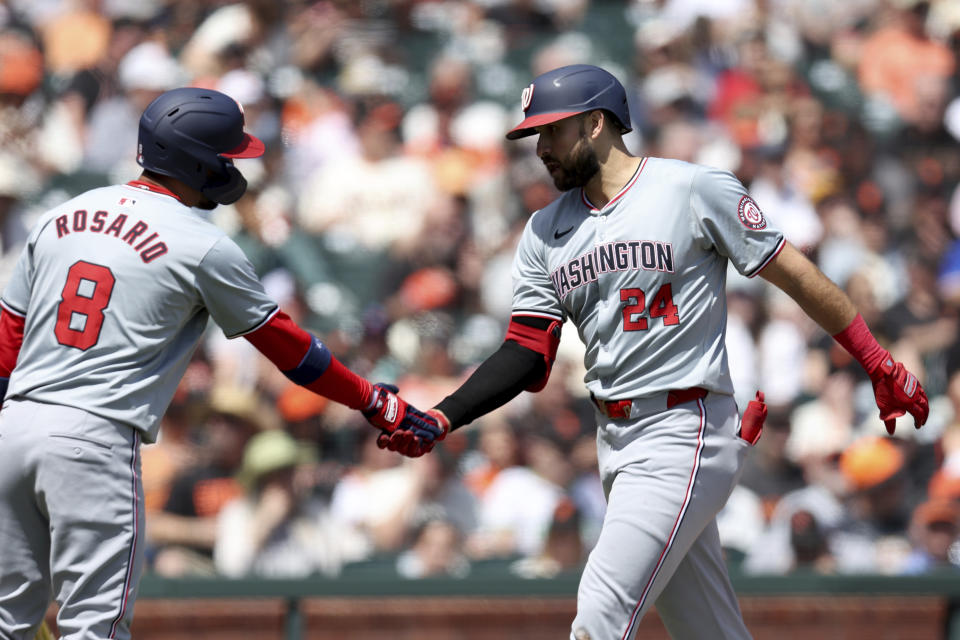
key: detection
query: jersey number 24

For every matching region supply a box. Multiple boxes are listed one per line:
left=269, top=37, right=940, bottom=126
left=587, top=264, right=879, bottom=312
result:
left=620, top=283, right=679, bottom=331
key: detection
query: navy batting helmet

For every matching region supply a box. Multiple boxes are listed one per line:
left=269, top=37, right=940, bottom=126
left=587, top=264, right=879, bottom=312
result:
left=137, top=87, right=265, bottom=205
left=506, top=64, right=632, bottom=140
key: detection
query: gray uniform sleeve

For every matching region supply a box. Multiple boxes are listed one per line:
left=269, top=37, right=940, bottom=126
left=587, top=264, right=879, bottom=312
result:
left=511, top=212, right=564, bottom=320
left=195, top=236, right=279, bottom=338
left=689, top=166, right=785, bottom=277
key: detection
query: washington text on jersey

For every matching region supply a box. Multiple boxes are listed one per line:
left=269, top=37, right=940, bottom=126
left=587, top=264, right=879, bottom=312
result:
left=550, top=239, right=674, bottom=300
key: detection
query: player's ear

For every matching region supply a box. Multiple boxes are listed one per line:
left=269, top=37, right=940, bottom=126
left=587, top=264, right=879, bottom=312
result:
left=584, top=110, right=604, bottom=140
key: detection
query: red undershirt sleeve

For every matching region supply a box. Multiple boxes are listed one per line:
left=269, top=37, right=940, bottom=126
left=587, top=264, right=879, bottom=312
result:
left=0, top=307, right=25, bottom=401
left=243, top=310, right=373, bottom=410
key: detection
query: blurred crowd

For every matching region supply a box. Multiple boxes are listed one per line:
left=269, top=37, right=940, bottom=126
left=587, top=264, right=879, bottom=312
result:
left=3, top=0, right=960, bottom=581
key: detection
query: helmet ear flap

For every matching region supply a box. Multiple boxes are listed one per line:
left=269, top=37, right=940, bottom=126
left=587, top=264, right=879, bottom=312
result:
left=201, top=164, right=247, bottom=205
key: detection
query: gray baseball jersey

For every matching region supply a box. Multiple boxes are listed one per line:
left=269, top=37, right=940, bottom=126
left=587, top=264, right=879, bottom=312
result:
left=510, top=157, right=782, bottom=640
left=1, top=181, right=277, bottom=442
left=0, top=180, right=278, bottom=640
left=512, top=157, right=784, bottom=400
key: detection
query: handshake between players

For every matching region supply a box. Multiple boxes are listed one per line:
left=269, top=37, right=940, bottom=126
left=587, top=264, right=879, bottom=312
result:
left=363, top=343, right=930, bottom=461
left=361, top=382, right=450, bottom=457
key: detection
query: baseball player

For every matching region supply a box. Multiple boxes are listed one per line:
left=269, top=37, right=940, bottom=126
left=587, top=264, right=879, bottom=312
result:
left=0, top=87, right=440, bottom=640
left=379, top=65, right=930, bottom=639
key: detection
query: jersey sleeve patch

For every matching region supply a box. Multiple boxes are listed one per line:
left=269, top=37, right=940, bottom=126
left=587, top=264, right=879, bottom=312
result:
left=737, top=195, right=767, bottom=230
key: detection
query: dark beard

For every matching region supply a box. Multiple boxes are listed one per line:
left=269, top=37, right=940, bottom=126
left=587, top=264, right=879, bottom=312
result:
left=548, top=133, right=600, bottom=191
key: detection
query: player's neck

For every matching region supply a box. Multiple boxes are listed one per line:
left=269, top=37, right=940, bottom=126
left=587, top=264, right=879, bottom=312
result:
left=137, top=172, right=207, bottom=208
left=584, top=152, right=642, bottom=209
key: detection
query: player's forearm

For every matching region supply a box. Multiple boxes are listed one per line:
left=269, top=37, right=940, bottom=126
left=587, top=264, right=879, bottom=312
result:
left=244, top=310, right=373, bottom=410
left=435, top=340, right=545, bottom=429
left=758, top=241, right=891, bottom=376
left=758, top=241, right=857, bottom=334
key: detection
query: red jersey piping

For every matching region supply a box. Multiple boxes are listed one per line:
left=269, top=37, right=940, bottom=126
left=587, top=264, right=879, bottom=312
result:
left=581, top=157, right=648, bottom=213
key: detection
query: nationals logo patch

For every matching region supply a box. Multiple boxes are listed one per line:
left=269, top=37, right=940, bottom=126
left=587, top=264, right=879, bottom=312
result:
left=521, top=83, right=535, bottom=112
left=737, top=196, right=767, bottom=230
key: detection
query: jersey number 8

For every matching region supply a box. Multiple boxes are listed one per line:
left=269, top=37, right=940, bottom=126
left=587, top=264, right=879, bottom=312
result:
left=55, top=261, right=116, bottom=350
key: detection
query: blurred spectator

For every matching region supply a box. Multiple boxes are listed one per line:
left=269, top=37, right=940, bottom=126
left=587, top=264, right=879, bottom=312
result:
left=517, top=357, right=595, bottom=449
left=329, top=429, right=431, bottom=556
left=882, top=252, right=957, bottom=353
left=466, top=429, right=565, bottom=560
left=463, top=412, right=523, bottom=499
left=901, top=498, right=960, bottom=574
left=408, top=448, right=479, bottom=541
left=148, top=385, right=272, bottom=576
left=757, top=287, right=811, bottom=406
left=787, top=508, right=837, bottom=573
left=511, top=498, right=586, bottom=578
left=748, top=144, right=823, bottom=253
left=0, top=27, right=46, bottom=161
left=567, top=433, right=606, bottom=549
left=0, top=152, right=40, bottom=284
left=141, top=390, right=202, bottom=515
left=737, top=405, right=806, bottom=519
left=743, top=407, right=851, bottom=574
left=396, top=515, right=471, bottom=579
left=707, top=27, right=807, bottom=148
left=38, top=0, right=111, bottom=77
left=214, top=429, right=362, bottom=578
left=858, top=0, right=954, bottom=126
left=725, top=290, right=760, bottom=409
left=716, top=484, right=765, bottom=568
left=82, top=41, right=183, bottom=176
left=297, top=99, right=438, bottom=256
left=830, top=436, right=912, bottom=573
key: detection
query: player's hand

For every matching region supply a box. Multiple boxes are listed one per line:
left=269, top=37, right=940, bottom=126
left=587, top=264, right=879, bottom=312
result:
left=376, top=408, right=449, bottom=458
left=870, top=356, right=929, bottom=435
left=362, top=383, right=408, bottom=432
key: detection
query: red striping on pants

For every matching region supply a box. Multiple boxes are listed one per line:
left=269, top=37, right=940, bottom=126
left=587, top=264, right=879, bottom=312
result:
left=620, top=399, right=706, bottom=640
left=109, top=431, right=140, bottom=639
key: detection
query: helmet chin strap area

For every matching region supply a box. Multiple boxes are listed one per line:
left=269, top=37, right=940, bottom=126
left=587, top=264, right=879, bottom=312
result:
left=201, top=164, right=247, bottom=205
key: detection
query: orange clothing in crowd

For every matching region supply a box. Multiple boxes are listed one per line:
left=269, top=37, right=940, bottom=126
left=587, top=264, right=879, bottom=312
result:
left=858, top=26, right=955, bottom=124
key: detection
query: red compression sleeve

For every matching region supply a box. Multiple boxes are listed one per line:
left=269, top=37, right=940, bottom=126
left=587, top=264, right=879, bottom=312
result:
left=0, top=307, right=25, bottom=378
left=303, top=358, right=373, bottom=411
left=832, top=313, right=889, bottom=379
left=245, top=310, right=373, bottom=410
left=504, top=315, right=562, bottom=392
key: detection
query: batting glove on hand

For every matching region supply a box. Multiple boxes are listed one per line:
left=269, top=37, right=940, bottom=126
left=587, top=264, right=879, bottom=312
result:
left=362, top=383, right=411, bottom=433
left=376, top=408, right=449, bottom=458
left=870, top=355, right=929, bottom=435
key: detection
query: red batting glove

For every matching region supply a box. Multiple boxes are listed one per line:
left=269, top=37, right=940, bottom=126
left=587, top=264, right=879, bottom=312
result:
left=739, top=391, right=766, bottom=445
left=870, top=356, right=929, bottom=435
left=362, top=383, right=408, bottom=433
left=376, top=409, right=450, bottom=458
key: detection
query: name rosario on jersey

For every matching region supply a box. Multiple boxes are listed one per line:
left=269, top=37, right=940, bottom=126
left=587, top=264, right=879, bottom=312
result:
left=551, top=240, right=674, bottom=300
left=54, top=209, right=168, bottom=263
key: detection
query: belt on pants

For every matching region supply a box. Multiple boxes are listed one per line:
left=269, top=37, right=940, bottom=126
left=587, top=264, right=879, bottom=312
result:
left=591, top=387, right=708, bottom=420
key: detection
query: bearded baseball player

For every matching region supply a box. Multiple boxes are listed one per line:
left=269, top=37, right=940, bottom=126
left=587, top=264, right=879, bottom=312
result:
left=379, top=64, right=930, bottom=639
left=0, top=87, right=439, bottom=640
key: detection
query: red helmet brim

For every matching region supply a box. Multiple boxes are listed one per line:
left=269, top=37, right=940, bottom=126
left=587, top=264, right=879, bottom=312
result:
left=505, top=111, right=582, bottom=140
left=221, top=132, right=265, bottom=158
